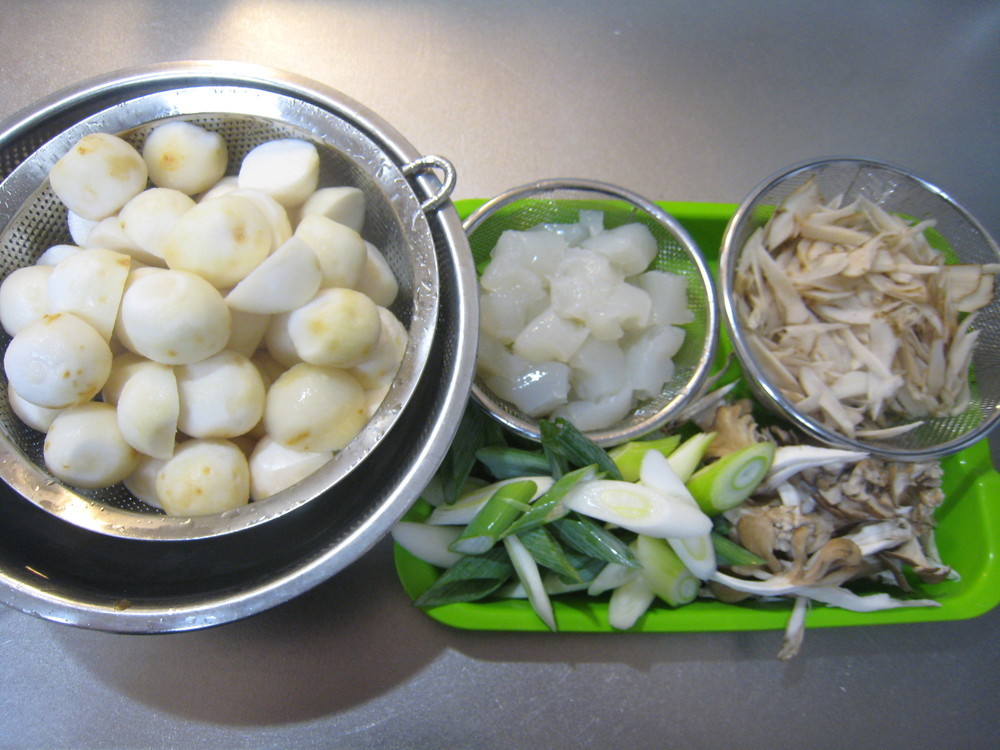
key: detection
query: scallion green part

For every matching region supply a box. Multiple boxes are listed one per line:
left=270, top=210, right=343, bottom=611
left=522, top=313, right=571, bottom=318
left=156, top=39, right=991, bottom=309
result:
left=515, top=525, right=583, bottom=583
left=411, top=577, right=510, bottom=608
left=412, top=545, right=513, bottom=607
left=438, top=406, right=492, bottom=504
left=608, top=434, right=681, bottom=482
left=666, top=431, right=717, bottom=482
left=476, top=445, right=550, bottom=479
left=685, top=441, right=776, bottom=515
left=540, top=418, right=623, bottom=481
left=711, top=531, right=767, bottom=567
left=501, top=464, right=598, bottom=538
left=550, top=515, right=640, bottom=569
left=448, top=479, right=538, bottom=556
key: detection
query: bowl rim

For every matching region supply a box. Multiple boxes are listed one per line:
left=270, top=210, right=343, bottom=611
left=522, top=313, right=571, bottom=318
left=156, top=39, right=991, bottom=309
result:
left=718, top=156, right=1000, bottom=461
left=465, top=177, right=719, bottom=447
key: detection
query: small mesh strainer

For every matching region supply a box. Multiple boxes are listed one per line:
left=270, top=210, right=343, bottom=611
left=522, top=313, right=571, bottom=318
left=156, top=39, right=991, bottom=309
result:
left=720, top=158, right=1000, bottom=461
left=466, top=179, right=719, bottom=446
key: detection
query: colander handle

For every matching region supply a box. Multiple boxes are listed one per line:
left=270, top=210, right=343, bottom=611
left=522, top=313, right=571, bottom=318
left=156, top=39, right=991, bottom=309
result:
left=401, top=155, right=456, bottom=213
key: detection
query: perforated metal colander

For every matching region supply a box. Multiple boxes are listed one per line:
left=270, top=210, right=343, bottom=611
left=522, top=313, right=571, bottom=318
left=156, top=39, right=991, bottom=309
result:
left=720, top=158, right=1000, bottom=461
left=466, top=178, right=719, bottom=446
left=0, top=66, right=453, bottom=541
left=0, top=62, right=478, bottom=632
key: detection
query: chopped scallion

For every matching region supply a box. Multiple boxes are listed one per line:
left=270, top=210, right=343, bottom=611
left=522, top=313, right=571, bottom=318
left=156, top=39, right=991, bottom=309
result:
left=504, top=535, right=557, bottom=631
left=636, top=534, right=701, bottom=607
left=449, top=479, right=539, bottom=555
left=608, top=434, right=681, bottom=482
left=550, top=515, right=640, bottom=568
left=515, top=525, right=583, bottom=582
left=686, top=441, right=776, bottom=515
left=476, top=445, right=550, bottom=480
left=540, top=418, right=623, bottom=480
left=501, top=465, right=598, bottom=537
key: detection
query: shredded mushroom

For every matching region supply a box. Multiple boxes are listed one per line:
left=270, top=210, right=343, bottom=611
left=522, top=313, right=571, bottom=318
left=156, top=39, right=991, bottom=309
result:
left=735, top=179, right=1000, bottom=437
left=698, top=395, right=948, bottom=660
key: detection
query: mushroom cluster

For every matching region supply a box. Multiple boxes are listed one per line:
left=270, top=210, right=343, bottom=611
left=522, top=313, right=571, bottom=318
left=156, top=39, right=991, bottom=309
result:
left=695, top=398, right=948, bottom=659
left=734, top=179, right=999, bottom=439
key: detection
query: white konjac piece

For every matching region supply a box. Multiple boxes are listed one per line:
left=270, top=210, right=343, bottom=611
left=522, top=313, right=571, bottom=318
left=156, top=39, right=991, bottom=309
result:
left=477, top=211, right=690, bottom=431
left=3, top=122, right=406, bottom=516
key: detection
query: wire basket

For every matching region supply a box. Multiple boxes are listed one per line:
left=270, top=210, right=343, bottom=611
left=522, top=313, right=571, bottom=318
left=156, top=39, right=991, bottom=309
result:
left=719, top=158, right=1000, bottom=461
left=466, top=178, right=718, bottom=446
left=0, top=70, right=449, bottom=541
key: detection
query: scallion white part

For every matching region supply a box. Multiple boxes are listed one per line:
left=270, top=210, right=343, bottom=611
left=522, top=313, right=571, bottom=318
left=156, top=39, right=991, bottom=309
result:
left=666, top=534, right=717, bottom=580
left=588, top=561, right=639, bottom=596
left=639, top=450, right=717, bottom=578
left=564, top=479, right=712, bottom=539
left=503, top=534, right=557, bottom=631
left=608, top=570, right=655, bottom=629
left=636, top=535, right=701, bottom=607
left=391, top=522, right=464, bottom=568
left=639, top=448, right=698, bottom=505
left=763, top=445, right=869, bottom=491
left=497, top=573, right=593, bottom=599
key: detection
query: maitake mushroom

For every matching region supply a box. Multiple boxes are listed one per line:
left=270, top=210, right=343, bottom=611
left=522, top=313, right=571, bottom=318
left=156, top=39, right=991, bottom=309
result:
left=734, top=178, right=1000, bottom=438
left=699, top=396, right=948, bottom=659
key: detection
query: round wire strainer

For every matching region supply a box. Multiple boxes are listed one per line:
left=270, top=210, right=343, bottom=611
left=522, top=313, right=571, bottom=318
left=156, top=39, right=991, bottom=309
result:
left=0, top=75, right=449, bottom=541
left=466, top=178, right=719, bottom=447
left=720, top=158, right=1000, bottom=461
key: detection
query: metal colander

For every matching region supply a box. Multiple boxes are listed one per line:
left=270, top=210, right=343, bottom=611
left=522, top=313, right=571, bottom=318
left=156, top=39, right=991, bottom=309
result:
left=466, top=178, right=719, bottom=446
left=0, top=63, right=478, bottom=632
left=0, top=68, right=451, bottom=541
left=720, top=158, right=1000, bottom=461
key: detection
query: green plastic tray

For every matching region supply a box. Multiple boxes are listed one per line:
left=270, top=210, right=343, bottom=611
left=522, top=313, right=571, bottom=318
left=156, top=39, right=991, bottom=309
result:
left=393, top=200, right=1000, bottom=633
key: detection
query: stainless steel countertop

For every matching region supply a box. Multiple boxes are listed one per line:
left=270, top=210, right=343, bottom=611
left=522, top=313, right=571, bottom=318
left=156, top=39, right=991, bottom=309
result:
left=1, top=1, right=998, bottom=747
